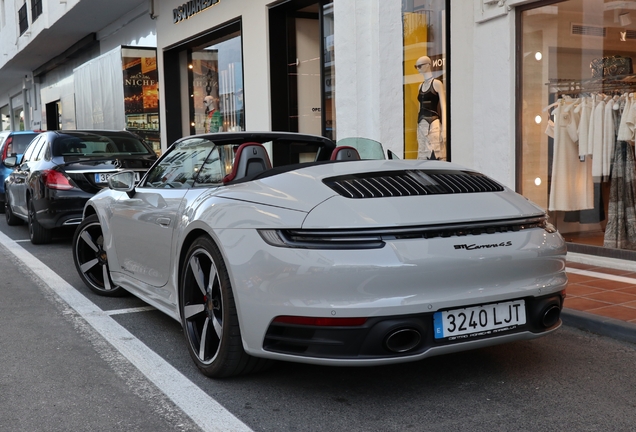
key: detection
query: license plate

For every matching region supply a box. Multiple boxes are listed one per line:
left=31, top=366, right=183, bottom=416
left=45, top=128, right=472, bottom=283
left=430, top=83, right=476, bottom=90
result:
left=95, top=172, right=140, bottom=184
left=433, top=300, right=526, bottom=340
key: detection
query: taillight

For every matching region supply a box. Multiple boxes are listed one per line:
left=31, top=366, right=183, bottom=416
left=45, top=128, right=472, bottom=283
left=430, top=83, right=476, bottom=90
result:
left=1, top=136, right=12, bottom=162
left=42, top=170, right=74, bottom=190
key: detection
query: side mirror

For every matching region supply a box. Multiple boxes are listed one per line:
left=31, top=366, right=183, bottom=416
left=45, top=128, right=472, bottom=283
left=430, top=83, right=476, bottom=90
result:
left=3, top=155, right=18, bottom=167
left=108, top=170, right=136, bottom=197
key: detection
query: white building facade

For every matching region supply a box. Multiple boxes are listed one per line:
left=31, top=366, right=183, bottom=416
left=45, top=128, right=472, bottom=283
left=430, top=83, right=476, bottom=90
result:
left=1, top=0, right=634, bottom=260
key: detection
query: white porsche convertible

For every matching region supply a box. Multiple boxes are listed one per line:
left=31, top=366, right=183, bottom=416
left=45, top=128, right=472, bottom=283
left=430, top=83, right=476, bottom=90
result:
left=72, top=132, right=567, bottom=378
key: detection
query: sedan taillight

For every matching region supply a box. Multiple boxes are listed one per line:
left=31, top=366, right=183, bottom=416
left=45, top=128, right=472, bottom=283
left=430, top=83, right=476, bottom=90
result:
left=1, top=136, right=12, bottom=162
left=42, top=170, right=74, bottom=190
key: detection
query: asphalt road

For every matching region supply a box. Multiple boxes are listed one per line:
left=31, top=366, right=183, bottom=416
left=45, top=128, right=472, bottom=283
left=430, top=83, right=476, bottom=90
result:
left=1, top=220, right=636, bottom=432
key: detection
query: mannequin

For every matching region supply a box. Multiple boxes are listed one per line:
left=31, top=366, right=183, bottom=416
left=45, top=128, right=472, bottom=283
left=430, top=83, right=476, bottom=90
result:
left=415, top=56, right=447, bottom=160
left=203, top=95, right=222, bottom=133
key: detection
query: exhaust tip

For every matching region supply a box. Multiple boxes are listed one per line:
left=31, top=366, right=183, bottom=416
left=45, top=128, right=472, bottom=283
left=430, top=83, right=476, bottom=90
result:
left=541, top=305, right=561, bottom=328
left=384, top=328, right=421, bottom=353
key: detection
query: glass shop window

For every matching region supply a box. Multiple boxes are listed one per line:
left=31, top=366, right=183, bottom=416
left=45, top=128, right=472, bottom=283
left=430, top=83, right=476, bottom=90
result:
left=189, top=31, right=244, bottom=135
left=520, top=0, right=636, bottom=251
left=402, top=0, right=448, bottom=161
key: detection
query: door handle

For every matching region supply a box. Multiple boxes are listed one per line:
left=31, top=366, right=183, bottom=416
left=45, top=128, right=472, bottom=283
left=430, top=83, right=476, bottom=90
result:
left=156, top=217, right=171, bottom=227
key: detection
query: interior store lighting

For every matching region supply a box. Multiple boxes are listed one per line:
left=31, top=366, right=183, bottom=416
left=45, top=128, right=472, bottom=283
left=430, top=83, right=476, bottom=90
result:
left=535, top=178, right=542, bottom=186
left=535, top=115, right=542, bottom=124
left=535, top=51, right=542, bottom=61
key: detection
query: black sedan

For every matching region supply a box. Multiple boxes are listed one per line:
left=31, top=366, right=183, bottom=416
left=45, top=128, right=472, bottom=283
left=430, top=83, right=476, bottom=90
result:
left=4, top=130, right=157, bottom=244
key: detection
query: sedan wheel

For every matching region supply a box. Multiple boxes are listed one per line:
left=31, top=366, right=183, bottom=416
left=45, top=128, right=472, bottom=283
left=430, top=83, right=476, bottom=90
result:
left=73, top=214, right=126, bottom=297
left=5, top=195, right=23, bottom=226
left=28, top=200, right=52, bottom=244
left=180, top=236, right=271, bottom=378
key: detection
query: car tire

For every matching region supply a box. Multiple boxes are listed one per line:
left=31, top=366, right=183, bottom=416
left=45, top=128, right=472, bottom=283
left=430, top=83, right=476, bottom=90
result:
left=5, top=195, right=23, bottom=226
left=180, top=236, right=272, bottom=378
left=72, top=214, right=127, bottom=297
left=28, top=199, right=52, bottom=244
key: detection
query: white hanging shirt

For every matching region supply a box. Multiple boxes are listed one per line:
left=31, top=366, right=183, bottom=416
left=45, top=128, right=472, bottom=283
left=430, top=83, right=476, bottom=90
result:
left=548, top=99, right=594, bottom=211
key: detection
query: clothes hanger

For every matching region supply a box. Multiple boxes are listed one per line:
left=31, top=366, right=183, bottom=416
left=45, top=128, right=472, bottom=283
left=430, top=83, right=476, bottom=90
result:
left=542, top=101, right=560, bottom=113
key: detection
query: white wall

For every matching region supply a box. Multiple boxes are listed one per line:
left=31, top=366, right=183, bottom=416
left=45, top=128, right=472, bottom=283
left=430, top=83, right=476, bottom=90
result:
left=453, top=1, right=527, bottom=189
left=98, top=3, right=157, bottom=53
left=334, top=0, right=403, bottom=155
left=0, top=0, right=81, bottom=70
left=450, top=3, right=475, bottom=169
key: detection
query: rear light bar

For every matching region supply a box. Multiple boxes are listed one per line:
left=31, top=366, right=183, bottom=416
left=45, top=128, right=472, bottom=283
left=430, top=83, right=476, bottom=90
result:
left=42, top=170, right=74, bottom=190
left=272, top=316, right=368, bottom=327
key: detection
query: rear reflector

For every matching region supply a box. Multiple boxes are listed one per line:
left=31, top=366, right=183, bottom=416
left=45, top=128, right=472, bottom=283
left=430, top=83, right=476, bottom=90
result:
left=272, top=316, right=367, bottom=326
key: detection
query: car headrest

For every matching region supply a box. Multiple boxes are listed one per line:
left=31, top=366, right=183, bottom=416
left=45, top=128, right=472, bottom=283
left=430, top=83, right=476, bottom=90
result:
left=223, top=142, right=272, bottom=184
left=330, top=146, right=361, bottom=161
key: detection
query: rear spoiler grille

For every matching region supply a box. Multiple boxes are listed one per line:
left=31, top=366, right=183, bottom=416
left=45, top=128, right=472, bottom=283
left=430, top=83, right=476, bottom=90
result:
left=323, top=170, right=504, bottom=198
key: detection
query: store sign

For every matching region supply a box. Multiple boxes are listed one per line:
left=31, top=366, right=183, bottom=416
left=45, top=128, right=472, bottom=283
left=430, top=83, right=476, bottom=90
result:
left=125, top=72, right=157, bottom=87
left=173, top=0, right=220, bottom=24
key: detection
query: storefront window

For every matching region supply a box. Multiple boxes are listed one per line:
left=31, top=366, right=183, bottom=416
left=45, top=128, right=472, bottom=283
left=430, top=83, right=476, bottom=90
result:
left=402, top=0, right=447, bottom=160
left=189, top=31, right=244, bottom=135
left=122, top=47, right=160, bottom=154
left=323, top=2, right=336, bottom=140
left=15, top=109, right=24, bottom=130
left=520, top=0, right=636, bottom=250
left=1, top=106, right=9, bottom=131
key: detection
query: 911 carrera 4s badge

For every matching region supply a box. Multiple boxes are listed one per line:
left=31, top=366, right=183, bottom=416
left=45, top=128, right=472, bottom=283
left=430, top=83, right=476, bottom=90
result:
left=454, top=241, right=512, bottom=250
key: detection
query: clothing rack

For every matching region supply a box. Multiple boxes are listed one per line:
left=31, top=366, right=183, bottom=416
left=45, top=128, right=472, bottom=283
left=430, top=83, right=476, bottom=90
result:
left=547, top=75, right=636, bottom=96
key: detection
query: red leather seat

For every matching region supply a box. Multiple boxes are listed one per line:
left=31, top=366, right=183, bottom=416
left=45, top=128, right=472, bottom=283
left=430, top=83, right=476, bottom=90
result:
left=223, top=142, right=272, bottom=184
left=330, top=146, right=361, bottom=161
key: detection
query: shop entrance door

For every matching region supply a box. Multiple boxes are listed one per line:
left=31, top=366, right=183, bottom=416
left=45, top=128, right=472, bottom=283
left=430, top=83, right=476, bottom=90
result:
left=45, top=101, right=62, bottom=130
left=295, top=17, right=321, bottom=135
left=269, top=1, right=335, bottom=139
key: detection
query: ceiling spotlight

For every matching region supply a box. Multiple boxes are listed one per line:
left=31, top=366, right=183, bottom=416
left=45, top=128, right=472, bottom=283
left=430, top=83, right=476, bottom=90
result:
left=620, top=13, right=632, bottom=27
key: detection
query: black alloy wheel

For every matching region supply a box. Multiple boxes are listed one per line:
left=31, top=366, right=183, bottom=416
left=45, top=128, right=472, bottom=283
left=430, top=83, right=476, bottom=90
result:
left=28, top=199, right=52, bottom=244
left=180, top=236, right=271, bottom=378
left=72, top=214, right=126, bottom=297
left=5, top=195, right=22, bottom=226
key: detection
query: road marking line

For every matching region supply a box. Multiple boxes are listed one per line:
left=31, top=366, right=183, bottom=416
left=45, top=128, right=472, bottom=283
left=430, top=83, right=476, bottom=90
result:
left=14, top=239, right=31, bottom=243
left=0, top=230, right=252, bottom=432
left=106, top=306, right=156, bottom=316
left=566, top=267, right=636, bottom=285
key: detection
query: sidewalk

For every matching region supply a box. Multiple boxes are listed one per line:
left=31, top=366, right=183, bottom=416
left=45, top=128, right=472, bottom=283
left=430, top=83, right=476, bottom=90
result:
left=0, top=245, right=199, bottom=431
left=562, top=258, right=636, bottom=345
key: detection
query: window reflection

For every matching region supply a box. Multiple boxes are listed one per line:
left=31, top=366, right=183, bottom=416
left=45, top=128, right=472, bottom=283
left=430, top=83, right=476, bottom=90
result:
left=190, top=32, right=244, bottom=134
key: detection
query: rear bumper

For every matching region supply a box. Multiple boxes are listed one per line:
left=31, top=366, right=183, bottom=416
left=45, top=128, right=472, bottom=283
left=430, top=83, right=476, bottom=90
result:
left=262, top=292, right=565, bottom=360
left=213, top=226, right=568, bottom=364
left=34, top=194, right=90, bottom=229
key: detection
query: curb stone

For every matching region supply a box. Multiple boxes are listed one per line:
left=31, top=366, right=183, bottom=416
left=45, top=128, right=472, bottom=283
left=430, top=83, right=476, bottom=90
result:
left=561, top=308, right=636, bottom=345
